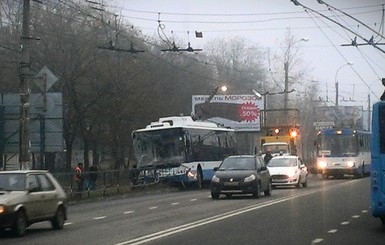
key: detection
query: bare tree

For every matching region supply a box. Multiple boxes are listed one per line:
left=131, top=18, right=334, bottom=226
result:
left=204, top=37, right=267, bottom=94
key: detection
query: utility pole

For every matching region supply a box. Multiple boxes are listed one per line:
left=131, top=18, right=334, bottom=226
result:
left=335, top=62, right=354, bottom=108
left=367, top=93, right=371, bottom=131
left=19, top=0, right=31, bottom=169
left=284, top=61, right=289, bottom=109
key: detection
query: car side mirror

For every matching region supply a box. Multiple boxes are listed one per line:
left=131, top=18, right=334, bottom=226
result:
left=261, top=166, right=267, bottom=171
left=213, top=167, right=219, bottom=171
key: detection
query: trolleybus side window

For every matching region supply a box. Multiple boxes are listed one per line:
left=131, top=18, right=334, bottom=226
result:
left=380, top=105, right=385, bottom=154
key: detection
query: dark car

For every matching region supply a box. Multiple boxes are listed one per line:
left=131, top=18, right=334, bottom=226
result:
left=210, top=155, right=272, bottom=199
left=0, top=170, right=68, bottom=237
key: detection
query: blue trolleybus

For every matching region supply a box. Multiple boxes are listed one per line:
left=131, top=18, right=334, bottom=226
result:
left=371, top=101, right=385, bottom=224
left=132, top=116, right=237, bottom=187
left=316, top=128, right=371, bottom=179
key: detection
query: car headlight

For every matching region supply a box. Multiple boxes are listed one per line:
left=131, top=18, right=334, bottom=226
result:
left=211, top=175, right=220, bottom=183
left=287, top=169, right=297, bottom=177
left=244, top=174, right=256, bottom=182
left=318, top=161, right=327, bottom=169
left=347, top=161, right=355, bottom=167
left=0, top=205, right=6, bottom=214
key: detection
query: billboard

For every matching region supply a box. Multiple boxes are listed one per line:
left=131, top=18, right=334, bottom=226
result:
left=192, top=95, right=263, bottom=131
left=1, top=93, right=64, bottom=153
left=314, top=106, right=363, bottom=130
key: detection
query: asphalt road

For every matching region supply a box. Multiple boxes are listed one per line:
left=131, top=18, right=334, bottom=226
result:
left=1, top=175, right=384, bottom=245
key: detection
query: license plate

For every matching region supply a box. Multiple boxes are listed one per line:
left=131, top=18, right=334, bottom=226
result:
left=224, top=182, right=238, bottom=186
left=273, top=179, right=286, bottom=183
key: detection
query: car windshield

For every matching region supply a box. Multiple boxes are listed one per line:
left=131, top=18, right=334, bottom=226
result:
left=219, top=157, right=255, bottom=170
left=268, top=158, right=296, bottom=167
left=0, top=173, right=26, bottom=191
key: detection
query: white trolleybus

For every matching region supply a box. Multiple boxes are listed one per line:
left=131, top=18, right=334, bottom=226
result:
left=316, top=128, right=371, bottom=179
left=132, top=116, right=237, bottom=187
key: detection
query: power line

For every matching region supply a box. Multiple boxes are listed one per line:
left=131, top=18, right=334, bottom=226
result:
left=292, top=0, right=385, bottom=54
left=108, top=3, right=383, bottom=17
left=304, top=9, right=380, bottom=100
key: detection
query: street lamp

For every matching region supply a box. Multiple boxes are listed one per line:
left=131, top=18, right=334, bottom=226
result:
left=284, top=37, right=309, bottom=109
left=205, top=85, right=227, bottom=103
left=252, top=90, right=266, bottom=127
left=252, top=89, right=262, bottom=99
left=335, top=62, right=353, bottom=107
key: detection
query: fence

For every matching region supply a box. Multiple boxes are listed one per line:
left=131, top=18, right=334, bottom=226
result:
left=52, top=169, right=149, bottom=200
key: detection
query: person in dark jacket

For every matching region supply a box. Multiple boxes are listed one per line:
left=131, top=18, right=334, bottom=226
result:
left=264, top=150, right=273, bottom=165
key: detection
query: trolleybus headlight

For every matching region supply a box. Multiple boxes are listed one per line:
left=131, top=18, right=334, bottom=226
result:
left=244, top=174, right=256, bottom=182
left=347, top=161, right=355, bottom=167
left=318, top=161, right=327, bottom=169
left=211, top=175, right=220, bottom=183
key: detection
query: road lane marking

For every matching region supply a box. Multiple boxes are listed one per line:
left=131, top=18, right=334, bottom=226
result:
left=124, top=211, right=135, bottom=214
left=341, top=221, right=349, bottom=225
left=64, top=222, right=72, bottom=226
left=190, top=199, right=197, bottom=202
left=171, top=202, right=180, bottom=205
left=94, top=216, right=107, bottom=220
left=149, top=206, right=158, bottom=210
left=114, top=193, right=315, bottom=245
left=311, top=238, right=324, bottom=244
left=362, top=210, right=368, bottom=213
left=352, top=215, right=360, bottom=218
left=328, top=229, right=337, bottom=233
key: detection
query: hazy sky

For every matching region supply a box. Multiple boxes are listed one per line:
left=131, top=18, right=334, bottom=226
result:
left=110, top=0, right=385, bottom=108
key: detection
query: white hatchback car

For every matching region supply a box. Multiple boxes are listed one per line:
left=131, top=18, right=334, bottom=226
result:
left=267, top=155, right=308, bottom=188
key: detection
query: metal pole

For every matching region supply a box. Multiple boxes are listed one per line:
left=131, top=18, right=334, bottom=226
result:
left=284, top=61, right=289, bottom=109
left=263, top=94, right=267, bottom=128
left=40, top=75, right=47, bottom=169
left=335, top=81, right=339, bottom=107
left=368, top=94, right=372, bottom=132
left=19, top=0, right=31, bottom=169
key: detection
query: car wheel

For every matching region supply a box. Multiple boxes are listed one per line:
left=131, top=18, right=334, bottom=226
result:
left=12, top=210, right=27, bottom=237
left=354, top=167, right=364, bottom=179
left=51, top=206, right=66, bottom=230
left=252, top=182, right=261, bottom=198
left=264, top=181, right=272, bottom=196
left=211, top=192, right=219, bottom=199
left=296, top=177, right=301, bottom=188
left=302, top=177, right=308, bottom=187
left=380, top=216, right=385, bottom=225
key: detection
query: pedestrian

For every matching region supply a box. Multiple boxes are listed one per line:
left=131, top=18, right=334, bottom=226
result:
left=88, top=164, right=98, bottom=190
left=264, top=150, right=273, bottom=165
left=74, top=163, right=84, bottom=198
